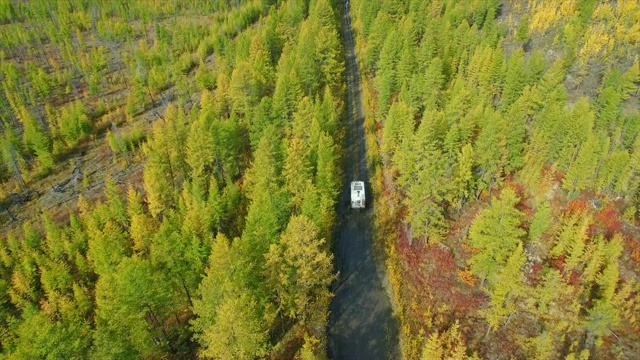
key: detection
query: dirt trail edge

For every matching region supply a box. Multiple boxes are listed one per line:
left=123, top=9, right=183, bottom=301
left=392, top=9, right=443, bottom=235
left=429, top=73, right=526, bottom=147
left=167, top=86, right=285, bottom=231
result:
left=327, top=1, right=399, bottom=359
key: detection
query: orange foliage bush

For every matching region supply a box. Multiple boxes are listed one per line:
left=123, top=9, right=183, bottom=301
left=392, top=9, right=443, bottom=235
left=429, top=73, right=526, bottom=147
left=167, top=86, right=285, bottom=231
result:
left=457, top=268, right=477, bottom=287
left=460, top=243, right=481, bottom=254
left=627, top=238, right=640, bottom=266
left=566, top=196, right=588, bottom=214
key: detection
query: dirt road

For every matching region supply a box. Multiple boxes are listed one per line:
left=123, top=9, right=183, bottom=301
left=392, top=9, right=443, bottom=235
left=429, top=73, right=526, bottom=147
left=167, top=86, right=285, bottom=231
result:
left=327, top=1, right=399, bottom=359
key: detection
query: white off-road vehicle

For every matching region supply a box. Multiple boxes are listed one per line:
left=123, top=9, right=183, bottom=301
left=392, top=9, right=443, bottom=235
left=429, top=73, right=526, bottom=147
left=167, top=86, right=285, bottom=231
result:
left=350, top=181, right=365, bottom=209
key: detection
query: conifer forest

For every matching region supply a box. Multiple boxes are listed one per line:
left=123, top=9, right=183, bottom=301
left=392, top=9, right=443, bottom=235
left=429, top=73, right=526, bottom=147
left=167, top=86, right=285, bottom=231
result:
left=1, top=0, right=640, bottom=359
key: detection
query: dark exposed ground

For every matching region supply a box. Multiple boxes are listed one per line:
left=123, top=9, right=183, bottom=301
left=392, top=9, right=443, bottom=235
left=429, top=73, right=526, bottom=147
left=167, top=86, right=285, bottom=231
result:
left=327, top=1, right=399, bottom=359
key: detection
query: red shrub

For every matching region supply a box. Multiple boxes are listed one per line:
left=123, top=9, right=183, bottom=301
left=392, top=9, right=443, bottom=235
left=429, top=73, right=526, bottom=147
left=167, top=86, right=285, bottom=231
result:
left=426, top=274, right=455, bottom=296
left=397, top=237, right=425, bottom=270
left=449, top=290, right=484, bottom=316
left=464, top=292, right=487, bottom=313
left=428, top=245, right=456, bottom=272
left=96, top=142, right=111, bottom=161
left=595, top=205, right=622, bottom=239
left=50, top=205, right=71, bottom=224
left=567, top=270, right=581, bottom=286
left=527, top=262, right=543, bottom=284
left=126, top=166, right=145, bottom=189
left=551, top=255, right=565, bottom=271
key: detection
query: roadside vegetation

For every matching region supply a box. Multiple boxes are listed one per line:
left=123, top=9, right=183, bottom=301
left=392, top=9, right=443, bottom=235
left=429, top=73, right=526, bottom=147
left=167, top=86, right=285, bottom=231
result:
left=0, top=0, right=344, bottom=357
left=350, top=0, right=640, bottom=358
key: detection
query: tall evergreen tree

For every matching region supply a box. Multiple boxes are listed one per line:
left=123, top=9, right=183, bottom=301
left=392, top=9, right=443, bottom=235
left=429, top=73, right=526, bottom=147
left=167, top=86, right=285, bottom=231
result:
left=400, top=116, right=448, bottom=242
left=94, top=256, right=174, bottom=358
left=483, top=243, right=526, bottom=331
left=197, top=290, right=268, bottom=360
left=563, top=133, right=605, bottom=193
left=265, top=215, right=335, bottom=329
left=468, top=188, right=525, bottom=285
